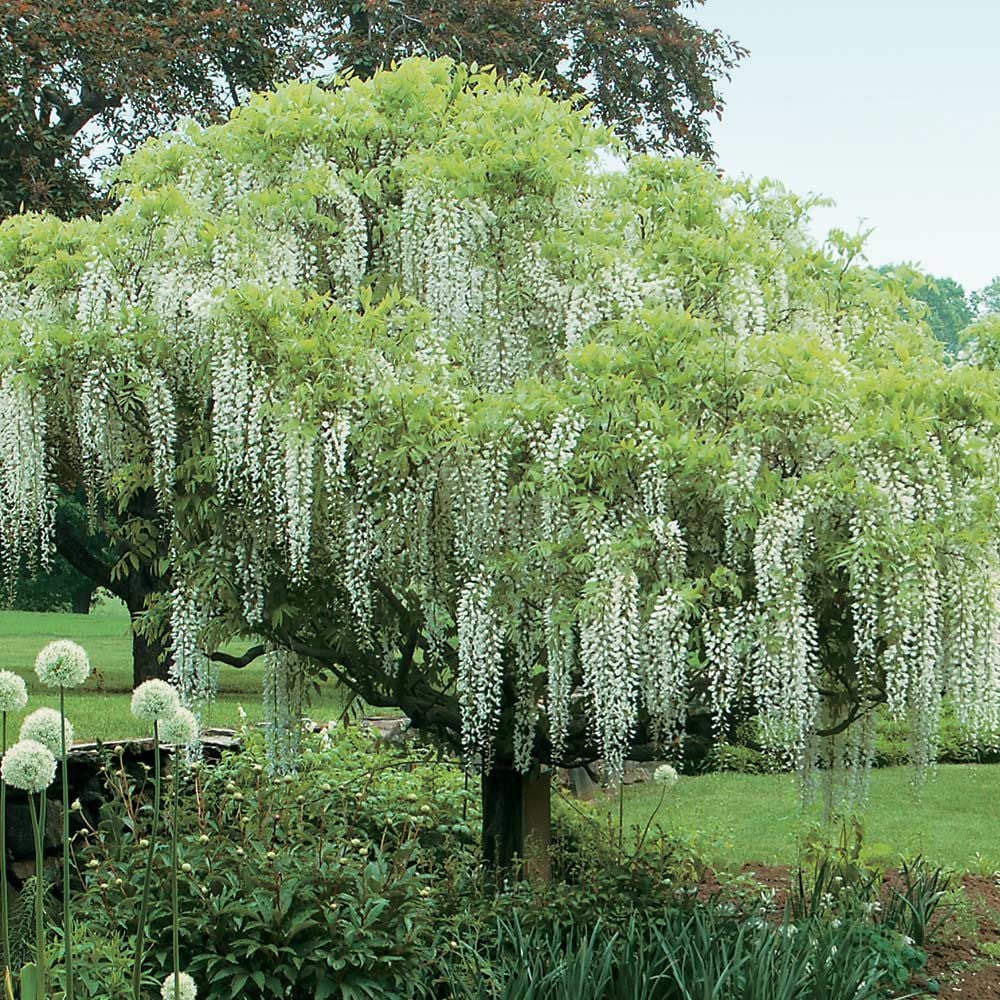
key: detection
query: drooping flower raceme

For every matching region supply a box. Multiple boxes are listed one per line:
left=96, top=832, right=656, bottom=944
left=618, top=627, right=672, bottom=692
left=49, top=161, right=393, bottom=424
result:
left=1, top=740, right=56, bottom=792
left=160, top=971, right=197, bottom=1000
left=19, top=708, right=73, bottom=756
left=0, top=671, right=27, bottom=713
left=34, top=639, right=91, bottom=688
left=131, top=681, right=181, bottom=723
left=160, top=708, right=199, bottom=746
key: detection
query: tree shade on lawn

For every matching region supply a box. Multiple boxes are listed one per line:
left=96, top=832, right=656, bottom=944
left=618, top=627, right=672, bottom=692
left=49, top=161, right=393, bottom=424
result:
left=2, top=59, right=1000, bottom=869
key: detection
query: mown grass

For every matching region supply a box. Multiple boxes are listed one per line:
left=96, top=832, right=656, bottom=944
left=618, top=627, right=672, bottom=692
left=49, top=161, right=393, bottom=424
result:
left=7, top=604, right=998, bottom=873
left=0, top=601, right=352, bottom=741
left=598, top=765, right=1000, bottom=873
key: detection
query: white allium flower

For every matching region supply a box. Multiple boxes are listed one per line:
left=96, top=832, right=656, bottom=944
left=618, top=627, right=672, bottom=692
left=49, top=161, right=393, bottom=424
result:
left=34, top=639, right=91, bottom=688
left=2, top=739, right=56, bottom=792
left=19, top=708, right=73, bottom=756
left=0, top=671, right=27, bottom=713
left=160, top=708, right=199, bottom=746
left=131, top=680, right=181, bottom=723
left=653, top=763, right=679, bottom=787
left=160, top=972, right=197, bottom=1000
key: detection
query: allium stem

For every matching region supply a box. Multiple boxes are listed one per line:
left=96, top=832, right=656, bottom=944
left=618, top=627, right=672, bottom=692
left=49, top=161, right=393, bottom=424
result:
left=28, top=794, right=46, bottom=1000
left=132, top=722, right=161, bottom=1000
left=171, top=768, right=179, bottom=1000
left=1, top=712, right=9, bottom=978
left=60, top=687, right=73, bottom=1000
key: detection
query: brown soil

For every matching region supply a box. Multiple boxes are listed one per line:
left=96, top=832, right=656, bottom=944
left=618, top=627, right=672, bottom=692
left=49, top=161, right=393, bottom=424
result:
left=919, top=874, right=1000, bottom=999
left=696, top=865, right=1000, bottom=999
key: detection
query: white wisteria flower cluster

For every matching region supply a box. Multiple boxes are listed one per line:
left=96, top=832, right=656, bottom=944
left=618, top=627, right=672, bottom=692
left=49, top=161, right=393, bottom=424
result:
left=0, top=59, right=999, bottom=796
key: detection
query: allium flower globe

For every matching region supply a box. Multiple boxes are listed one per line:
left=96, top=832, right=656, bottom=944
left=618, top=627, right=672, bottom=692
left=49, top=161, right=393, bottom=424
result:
left=19, top=708, right=73, bottom=756
left=653, top=763, right=679, bottom=787
left=0, top=671, right=27, bottom=712
left=160, top=972, right=197, bottom=1000
left=2, top=739, right=57, bottom=792
left=34, top=639, right=91, bottom=688
left=160, top=708, right=199, bottom=746
left=131, top=680, right=181, bottom=722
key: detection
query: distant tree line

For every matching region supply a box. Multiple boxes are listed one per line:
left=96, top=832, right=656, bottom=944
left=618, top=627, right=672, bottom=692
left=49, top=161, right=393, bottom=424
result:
left=876, top=265, right=1000, bottom=356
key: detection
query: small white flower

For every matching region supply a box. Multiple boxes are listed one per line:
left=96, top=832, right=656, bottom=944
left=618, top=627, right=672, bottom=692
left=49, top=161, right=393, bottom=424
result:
left=2, top=740, right=57, bottom=792
left=160, top=708, right=199, bottom=746
left=0, top=672, right=27, bottom=712
left=160, top=971, right=197, bottom=1000
left=35, top=640, right=91, bottom=688
left=653, top=764, right=679, bottom=787
left=19, top=708, right=73, bottom=756
left=131, top=680, right=181, bottom=723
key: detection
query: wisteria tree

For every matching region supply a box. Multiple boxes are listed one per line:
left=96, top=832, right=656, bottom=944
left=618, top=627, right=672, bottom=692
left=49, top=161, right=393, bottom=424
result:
left=2, top=60, right=1000, bottom=868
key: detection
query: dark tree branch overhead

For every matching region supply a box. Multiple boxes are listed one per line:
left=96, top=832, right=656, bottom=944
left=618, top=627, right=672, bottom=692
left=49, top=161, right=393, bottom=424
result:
left=54, top=518, right=113, bottom=593
left=208, top=645, right=267, bottom=670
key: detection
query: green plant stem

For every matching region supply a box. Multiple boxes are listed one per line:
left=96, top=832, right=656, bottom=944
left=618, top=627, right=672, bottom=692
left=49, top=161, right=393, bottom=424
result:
left=28, top=794, right=45, bottom=1000
left=60, top=687, right=73, bottom=1000
left=171, top=768, right=179, bottom=1000
left=1, top=712, right=9, bottom=978
left=132, top=722, right=160, bottom=1000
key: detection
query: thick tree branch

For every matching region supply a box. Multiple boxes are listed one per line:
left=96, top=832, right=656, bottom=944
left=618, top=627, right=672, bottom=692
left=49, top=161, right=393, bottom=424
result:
left=53, top=520, right=114, bottom=593
left=208, top=644, right=267, bottom=669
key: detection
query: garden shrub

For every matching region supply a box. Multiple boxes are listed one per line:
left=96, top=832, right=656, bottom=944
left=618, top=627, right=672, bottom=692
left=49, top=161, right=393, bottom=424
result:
left=62, top=725, right=935, bottom=998
left=70, top=726, right=473, bottom=999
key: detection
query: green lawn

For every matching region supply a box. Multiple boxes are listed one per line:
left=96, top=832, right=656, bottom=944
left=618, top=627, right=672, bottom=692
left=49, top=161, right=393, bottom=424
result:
left=600, top=765, right=1000, bottom=873
left=0, top=601, right=352, bottom=741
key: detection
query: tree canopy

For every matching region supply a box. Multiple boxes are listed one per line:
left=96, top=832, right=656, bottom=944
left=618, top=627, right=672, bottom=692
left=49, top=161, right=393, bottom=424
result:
left=0, top=0, right=744, bottom=218
left=2, top=60, right=999, bottom=809
left=876, top=265, right=973, bottom=355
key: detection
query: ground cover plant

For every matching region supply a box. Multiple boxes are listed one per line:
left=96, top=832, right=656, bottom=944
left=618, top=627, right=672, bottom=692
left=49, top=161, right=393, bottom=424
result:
left=56, top=724, right=941, bottom=999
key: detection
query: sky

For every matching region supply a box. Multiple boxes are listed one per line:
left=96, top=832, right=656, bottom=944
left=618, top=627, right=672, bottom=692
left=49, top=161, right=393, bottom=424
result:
left=694, top=0, right=1000, bottom=293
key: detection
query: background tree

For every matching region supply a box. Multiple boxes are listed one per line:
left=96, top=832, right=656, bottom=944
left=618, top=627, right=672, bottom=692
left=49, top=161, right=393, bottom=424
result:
left=2, top=0, right=744, bottom=682
left=12, top=491, right=106, bottom=613
left=876, top=264, right=973, bottom=354
left=7, top=62, right=995, bottom=871
left=971, top=275, right=1000, bottom=316
left=1, top=0, right=744, bottom=218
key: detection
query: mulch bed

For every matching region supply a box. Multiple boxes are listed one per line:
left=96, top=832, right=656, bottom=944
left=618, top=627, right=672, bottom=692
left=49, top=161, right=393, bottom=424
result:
left=697, top=864, right=1000, bottom=999
left=920, top=874, right=1000, bottom=999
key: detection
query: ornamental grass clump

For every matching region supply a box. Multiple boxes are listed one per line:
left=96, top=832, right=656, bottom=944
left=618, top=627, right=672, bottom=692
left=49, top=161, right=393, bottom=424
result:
left=0, top=670, right=26, bottom=980
left=130, top=679, right=181, bottom=1000
left=35, top=638, right=89, bottom=1000
left=161, top=707, right=199, bottom=1000
left=2, top=739, right=56, bottom=999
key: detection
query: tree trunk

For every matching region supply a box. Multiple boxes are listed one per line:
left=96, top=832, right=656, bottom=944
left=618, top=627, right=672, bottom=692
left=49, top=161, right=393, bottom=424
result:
left=123, top=580, right=171, bottom=686
left=70, top=583, right=95, bottom=614
left=481, top=766, right=551, bottom=881
left=130, top=627, right=170, bottom=686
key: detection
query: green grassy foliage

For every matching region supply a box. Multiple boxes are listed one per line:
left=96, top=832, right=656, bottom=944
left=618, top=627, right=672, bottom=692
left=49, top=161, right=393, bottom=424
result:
left=0, top=602, right=350, bottom=741
left=603, top=766, right=1000, bottom=873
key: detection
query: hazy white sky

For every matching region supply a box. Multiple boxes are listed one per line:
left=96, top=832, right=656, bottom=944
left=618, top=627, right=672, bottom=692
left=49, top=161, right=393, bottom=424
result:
left=696, top=1, right=1000, bottom=293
